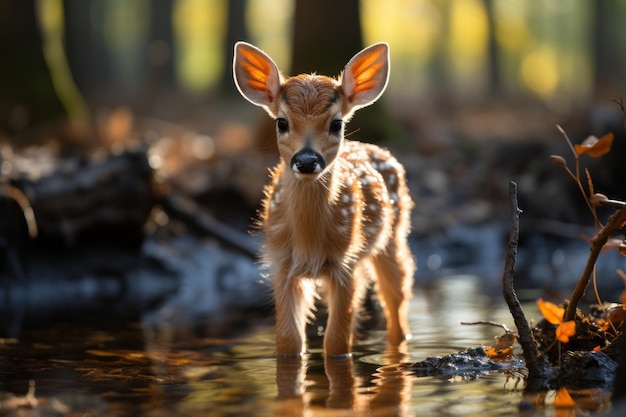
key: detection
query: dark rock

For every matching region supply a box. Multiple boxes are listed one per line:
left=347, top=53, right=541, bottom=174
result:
left=559, top=350, right=617, bottom=390
left=410, top=346, right=517, bottom=380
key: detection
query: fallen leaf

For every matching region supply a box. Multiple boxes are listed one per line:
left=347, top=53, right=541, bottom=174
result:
left=484, top=333, right=517, bottom=360
left=555, top=387, right=576, bottom=408
left=604, top=306, right=625, bottom=329
left=596, top=318, right=609, bottom=331
left=556, top=321, right=576, bottom=343
left=537, top=299, right=565, bottom=325
left=603, top=238, right=625, bottom=252
left=574, top=133, right=614, bottom=157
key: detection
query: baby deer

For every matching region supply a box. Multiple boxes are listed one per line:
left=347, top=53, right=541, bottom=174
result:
left=233, top=42, right=415, bottom=356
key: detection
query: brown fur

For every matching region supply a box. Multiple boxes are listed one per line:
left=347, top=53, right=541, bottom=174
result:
left=233, top=42, right=415, bottom=356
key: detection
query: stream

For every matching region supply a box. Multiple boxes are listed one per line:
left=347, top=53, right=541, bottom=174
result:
left=1, top=272, right=610, bottom=417
left=1, top=231, right=624, bottom=416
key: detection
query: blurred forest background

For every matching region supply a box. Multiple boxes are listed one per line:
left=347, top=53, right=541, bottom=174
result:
left=2, top=0, right=626, bottom=329
left=3, top=0, right=626, bottom=138
left=2, top=0, right=626, bottom=270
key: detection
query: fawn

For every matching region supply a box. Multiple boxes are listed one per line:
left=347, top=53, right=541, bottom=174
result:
left=233, top=41, right=415, bottom=356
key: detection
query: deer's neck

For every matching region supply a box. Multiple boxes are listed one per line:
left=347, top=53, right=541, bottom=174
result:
left=263, top=159, right=356, bottom=277
left=285, top=163, right=341, bottom=211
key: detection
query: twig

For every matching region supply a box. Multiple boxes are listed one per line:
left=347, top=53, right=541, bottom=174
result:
left=556, top=125, right=577, bottom=160
left=1, top=184, right=38, bottom=238
left=461, top=321, right=512, bottom=334
left=611, top=97, right=626, bottom=130
left=564, top=203, right=626, bottom=322
left=596, top=198, right=626, bottom=209
left=161, top=191, right=259, bottom=259
left=501, top=182, right=549, bottom=391
left=555, top=125, right=600, bottom=226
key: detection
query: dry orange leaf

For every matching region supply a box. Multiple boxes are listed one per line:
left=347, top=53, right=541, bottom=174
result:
left=555, top=387, right=576, bottom=408
left=574, top=132, right=614, bottom=157
left=603, top=238, right=625, bottom=252
left=537, top=298, right=565, bottom=325
left=556, top=321, right=576, bottom=343
left=484, top=346, right=498, bottom=358
left=484, top=333, right=516, bottom=360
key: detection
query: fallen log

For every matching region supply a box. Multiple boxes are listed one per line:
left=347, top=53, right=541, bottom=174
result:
left=1, top=144, right=260, bottom=278
left=12, top=149, right=156, bottom=247
left=160, top=190, right=259, bottom=259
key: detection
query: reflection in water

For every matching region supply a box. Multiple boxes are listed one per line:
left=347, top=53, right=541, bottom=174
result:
left=275, top=352, right=413, bottom=417
left=0, top=275, right=614, bottom=416
left=368, top=359, right=413, bottom=416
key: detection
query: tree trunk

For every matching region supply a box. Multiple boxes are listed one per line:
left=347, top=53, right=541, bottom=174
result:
left=290, top=0, right=363, bottom=76
left=483, top=0, right=500, bottom=95
left=148, top=0, right=175, bottom=87
left=220, top=0, right=249, bottom=96
left=63, top=0, right=100, bottom=96
left=0, top=0, right=66, bottom=132
left=289, top=0, right=399, bottom=144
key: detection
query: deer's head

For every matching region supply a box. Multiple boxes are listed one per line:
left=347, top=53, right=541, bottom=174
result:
left=233, top=42, right=389, bottom=180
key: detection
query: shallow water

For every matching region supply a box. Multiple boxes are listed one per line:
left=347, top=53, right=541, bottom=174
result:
left=0, top=275, right=613, bottom=416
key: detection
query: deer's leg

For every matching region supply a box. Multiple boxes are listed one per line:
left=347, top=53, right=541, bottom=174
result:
left=372, top=242, right=414, bottom=347
left=324, top=265, right=365, bottom=356
left=274, top=270, right=316, bottom=356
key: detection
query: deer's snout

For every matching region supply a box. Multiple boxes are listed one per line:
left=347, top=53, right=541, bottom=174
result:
left=290, top=148, right=325, bottom=174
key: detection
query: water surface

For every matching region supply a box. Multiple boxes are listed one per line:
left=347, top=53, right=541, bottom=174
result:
left=0, top=275, right=611, bottom=416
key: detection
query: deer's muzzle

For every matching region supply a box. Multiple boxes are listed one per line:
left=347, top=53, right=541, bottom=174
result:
left=291, top=149, right=325, bottom=174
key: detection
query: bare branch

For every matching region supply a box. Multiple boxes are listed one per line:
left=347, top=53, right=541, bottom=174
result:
left=564, top=203, right=626, bottom=322
left=501, top=181, right=549, bottom=391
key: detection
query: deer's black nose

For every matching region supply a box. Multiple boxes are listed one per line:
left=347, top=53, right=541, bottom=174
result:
left=291, top=149, right=325, bottom=174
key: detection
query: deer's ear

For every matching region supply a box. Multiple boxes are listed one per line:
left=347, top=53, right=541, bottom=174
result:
left=341, top=43, right=389, bottom=115
left=233, top=42, right=283, bottom=116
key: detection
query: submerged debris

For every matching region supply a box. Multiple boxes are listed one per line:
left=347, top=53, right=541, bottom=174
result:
left=410, top=346, right=522, bottom=380
left=560, top=350, right=617, bottom=390
left=0, top=380, right=38, bottom=410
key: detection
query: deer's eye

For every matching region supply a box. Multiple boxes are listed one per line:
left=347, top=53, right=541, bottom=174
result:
left=276, top=118, right=289, bottom=133
left=329, top=120, right=343, bottom=134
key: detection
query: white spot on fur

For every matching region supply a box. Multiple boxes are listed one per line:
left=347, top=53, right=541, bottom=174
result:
left=339, top=225, right=351, bottom=235
left=365, top=224, right=380, bottom=235
left=378, top=160, right=391, bottom=171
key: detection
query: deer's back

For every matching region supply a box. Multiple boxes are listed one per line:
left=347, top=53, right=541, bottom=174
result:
left=339, top=140, right=413, bottom=255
